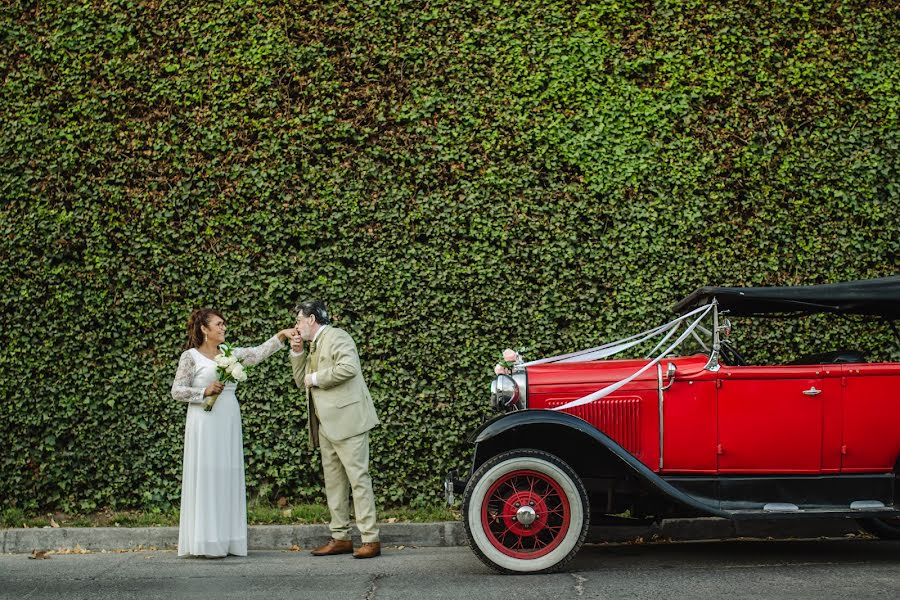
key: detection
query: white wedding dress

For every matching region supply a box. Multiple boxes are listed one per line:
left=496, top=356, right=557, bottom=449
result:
left=171, top=336, right=284, bottom=557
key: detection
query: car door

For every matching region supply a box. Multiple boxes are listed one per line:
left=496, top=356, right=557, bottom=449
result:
left=841, top=363, right=900, bottom=472
left=716, top=366, right=826, bottom=474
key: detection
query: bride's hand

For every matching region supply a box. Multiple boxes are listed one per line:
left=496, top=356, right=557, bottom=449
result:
left=278, top=327, right=297, bottom=342
left=204, top=381, right=224, bottom=397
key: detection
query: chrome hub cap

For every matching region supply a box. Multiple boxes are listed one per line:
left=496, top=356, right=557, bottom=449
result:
left=515, top=505, right=537, bottom=526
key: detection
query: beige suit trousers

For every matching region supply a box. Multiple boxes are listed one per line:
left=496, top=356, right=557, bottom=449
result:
left=318, top=428, right=379, bottom=543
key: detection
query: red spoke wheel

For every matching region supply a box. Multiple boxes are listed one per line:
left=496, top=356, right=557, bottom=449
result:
left=481, top=469, right=570, bottom=558
left=463, top=449, right=589, bottom=574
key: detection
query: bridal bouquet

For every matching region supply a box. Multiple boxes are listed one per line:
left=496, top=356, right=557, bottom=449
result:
left=203, top=343, right=250, bottom=411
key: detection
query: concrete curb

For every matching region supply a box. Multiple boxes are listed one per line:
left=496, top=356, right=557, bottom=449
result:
left=0, top=522, right=469, bottom=554
left=1, top=518, right=863, bottom=554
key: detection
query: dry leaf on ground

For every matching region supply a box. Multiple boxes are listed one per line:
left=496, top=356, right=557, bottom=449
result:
left=54, top=545, right=90, bottom=554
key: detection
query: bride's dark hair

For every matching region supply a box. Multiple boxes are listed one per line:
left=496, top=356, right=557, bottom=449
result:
left=184, top=308, right=225, bottom=350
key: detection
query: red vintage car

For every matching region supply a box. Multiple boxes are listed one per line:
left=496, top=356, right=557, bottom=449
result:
left=446, top=276, right=900, bottom=573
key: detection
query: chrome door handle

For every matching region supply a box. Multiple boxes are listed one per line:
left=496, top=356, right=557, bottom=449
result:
left=802, top=387, right=822, bottom=396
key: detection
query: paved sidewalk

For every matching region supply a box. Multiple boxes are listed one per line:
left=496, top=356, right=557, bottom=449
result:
left=5, top=541, right=900, bottom=600
left=1, top=518, right=863, bottom=554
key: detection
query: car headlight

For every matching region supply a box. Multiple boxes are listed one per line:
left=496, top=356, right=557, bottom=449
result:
left=491, top=374, right=520, bottom=411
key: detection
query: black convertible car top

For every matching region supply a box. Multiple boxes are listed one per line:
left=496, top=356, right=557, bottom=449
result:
left=672, top=275, right=900, bottom=318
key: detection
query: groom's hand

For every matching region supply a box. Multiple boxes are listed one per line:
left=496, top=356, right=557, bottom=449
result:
left=290, top=335, right=304, bottom=353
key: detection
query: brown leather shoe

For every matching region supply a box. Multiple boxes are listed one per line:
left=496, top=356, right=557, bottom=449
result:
left=310, top=538, right=353, bottom=556
left=352, top=542, right=381, bottom=559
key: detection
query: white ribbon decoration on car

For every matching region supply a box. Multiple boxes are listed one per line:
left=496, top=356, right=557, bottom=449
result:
left=540, top=304, right=713, bottom=412
left=524, top=304, right=712, bottom=366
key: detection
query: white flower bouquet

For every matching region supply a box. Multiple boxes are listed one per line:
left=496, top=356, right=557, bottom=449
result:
left=203, top=343, right=250, bottom=412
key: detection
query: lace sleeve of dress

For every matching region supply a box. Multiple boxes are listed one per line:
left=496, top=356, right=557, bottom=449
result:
left=171, top=351, right=205, bottom=404
left=233, top=335, right=285, bottom=366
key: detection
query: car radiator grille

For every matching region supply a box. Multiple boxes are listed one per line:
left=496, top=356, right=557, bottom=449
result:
left=547, top=396, right=643, bottom=457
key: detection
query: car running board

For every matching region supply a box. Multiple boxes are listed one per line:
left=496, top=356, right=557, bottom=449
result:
left=722, top=502, right=899, bottom=520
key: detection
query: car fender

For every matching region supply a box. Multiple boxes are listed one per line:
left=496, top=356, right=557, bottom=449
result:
left=469, top=409, right=730, bottom=518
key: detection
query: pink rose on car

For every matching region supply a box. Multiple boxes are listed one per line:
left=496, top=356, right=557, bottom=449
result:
left=502, top=348, right=521, bottom=364
left=493, top=347, right=526, bottom=376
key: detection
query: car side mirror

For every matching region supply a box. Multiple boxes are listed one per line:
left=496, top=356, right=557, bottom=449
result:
left=719, top=318, right=732, bottom=338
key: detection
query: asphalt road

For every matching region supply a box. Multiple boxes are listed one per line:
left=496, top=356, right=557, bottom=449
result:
left=2, top=538, right=898, bottom=599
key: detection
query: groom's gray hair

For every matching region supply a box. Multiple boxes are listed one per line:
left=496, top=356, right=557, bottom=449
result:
left=296, top=300, right=330, bottom=325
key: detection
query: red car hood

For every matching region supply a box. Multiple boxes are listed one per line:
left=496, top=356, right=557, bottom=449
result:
left=525, top=354, right=712, bottom=407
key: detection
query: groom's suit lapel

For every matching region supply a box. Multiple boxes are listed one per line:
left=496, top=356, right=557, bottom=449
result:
left=308, top=337, right=319, bottom=373
left=309, top=326, right=330, bottom=374
left=305, top=327, right=329, bottom=449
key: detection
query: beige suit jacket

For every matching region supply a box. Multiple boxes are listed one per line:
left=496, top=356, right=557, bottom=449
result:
left=291, top=325, right=379, bottom=448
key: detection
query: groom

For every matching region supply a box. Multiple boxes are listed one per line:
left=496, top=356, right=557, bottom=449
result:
left=290, top=300, right=381, bottom=559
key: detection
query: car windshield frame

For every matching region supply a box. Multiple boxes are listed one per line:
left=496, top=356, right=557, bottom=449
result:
left=672, top=276, right=900, bottom=370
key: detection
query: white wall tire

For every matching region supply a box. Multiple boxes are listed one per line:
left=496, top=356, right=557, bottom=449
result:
left=462, top=449, right=589, bottom=574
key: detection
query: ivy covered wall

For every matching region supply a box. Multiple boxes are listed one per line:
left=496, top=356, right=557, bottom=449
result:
left=1, top=0, right=897, bottom=512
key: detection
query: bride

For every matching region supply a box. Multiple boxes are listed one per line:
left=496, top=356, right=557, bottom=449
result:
left=171, top=308, right=295, bottom=557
